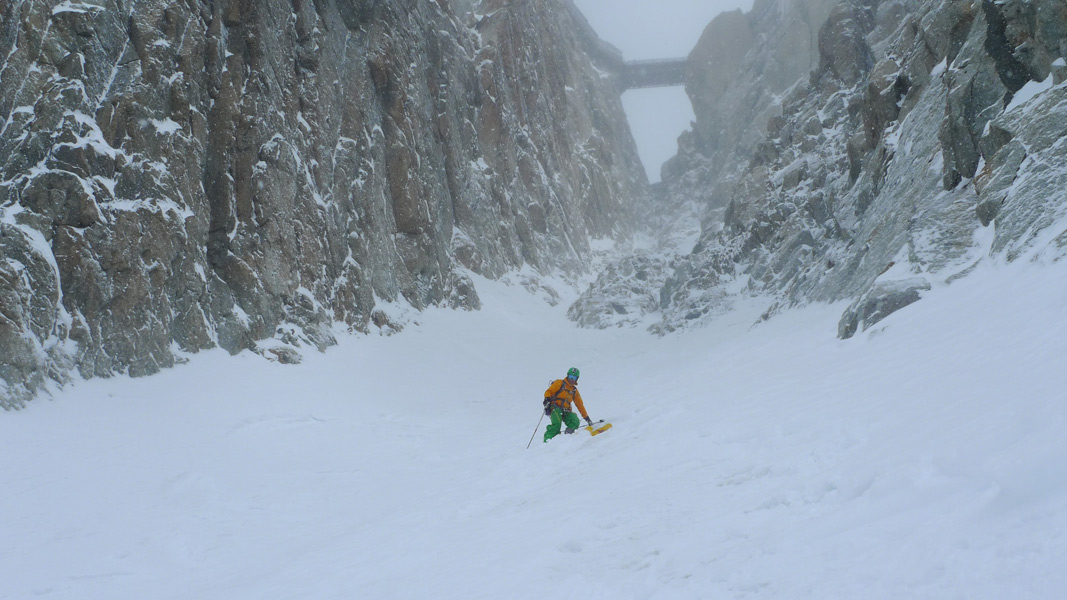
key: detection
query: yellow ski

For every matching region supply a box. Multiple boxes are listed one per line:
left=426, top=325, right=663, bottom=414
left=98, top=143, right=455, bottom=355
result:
left=585, top=422, right=612, bottom=436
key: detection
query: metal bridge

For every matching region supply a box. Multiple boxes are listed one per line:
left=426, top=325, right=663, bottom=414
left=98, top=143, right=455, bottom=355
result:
left=565, top=3, right=687, bottom=91
left=621, top=58, right=688, bottom=90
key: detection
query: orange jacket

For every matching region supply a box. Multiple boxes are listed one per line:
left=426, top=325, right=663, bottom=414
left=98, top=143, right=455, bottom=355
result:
left=544, top=379, right=588, bottom=419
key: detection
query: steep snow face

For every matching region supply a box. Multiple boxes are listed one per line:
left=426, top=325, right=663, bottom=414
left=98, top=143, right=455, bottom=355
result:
left=2, top=260, right=1066, bottom=599
left=573, top=0, right=1067, bottom=334
left=0, top=0, right=649, bottom=408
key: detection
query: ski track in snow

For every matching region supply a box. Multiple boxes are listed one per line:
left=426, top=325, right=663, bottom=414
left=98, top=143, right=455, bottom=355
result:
left=2, top=261, right=1067, bottom=599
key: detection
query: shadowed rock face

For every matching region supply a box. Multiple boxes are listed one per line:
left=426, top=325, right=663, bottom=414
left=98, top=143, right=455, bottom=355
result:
left=573, top=0, right=1067, bottom=335
left=0, top=0, right=648, bottom=408
left=663, top=0, right=843, bottom=211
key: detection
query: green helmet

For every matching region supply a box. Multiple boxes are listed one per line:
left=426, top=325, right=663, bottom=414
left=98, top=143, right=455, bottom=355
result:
left=566, top=367, right=580, bottom=381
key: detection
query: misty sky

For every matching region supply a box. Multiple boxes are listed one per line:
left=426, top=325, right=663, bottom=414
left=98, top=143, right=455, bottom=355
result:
left=571, top=0, right=755, bottom=182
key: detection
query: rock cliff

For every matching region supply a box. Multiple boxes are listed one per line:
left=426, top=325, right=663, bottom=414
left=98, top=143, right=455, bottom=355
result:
left=663, top=0, right=842, bottom=211
left=572, top=0, right=1067, bottom=335
left=0, top=0, right=648, bottom=409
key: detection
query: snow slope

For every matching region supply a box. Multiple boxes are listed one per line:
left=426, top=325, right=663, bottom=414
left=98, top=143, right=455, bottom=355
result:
left=3, top=258, right=1066, bottom=599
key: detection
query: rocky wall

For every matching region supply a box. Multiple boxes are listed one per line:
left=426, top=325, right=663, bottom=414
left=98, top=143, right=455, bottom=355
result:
left=573, top=0, right=1067, bottom=336
left=0, top=0, right=648, bottom=408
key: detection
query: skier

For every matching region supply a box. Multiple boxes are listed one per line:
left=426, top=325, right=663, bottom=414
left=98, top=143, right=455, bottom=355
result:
left=542, top=367, right=594, bottom=442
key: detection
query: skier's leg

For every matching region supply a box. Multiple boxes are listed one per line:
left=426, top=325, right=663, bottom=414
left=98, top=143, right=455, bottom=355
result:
left=562, top=411, right=581, bottom=433
left=543, top=408, right=563, bottom=442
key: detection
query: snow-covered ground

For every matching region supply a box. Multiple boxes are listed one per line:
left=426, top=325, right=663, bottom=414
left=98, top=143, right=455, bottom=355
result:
left=3, top=257, right=1066, bottom=600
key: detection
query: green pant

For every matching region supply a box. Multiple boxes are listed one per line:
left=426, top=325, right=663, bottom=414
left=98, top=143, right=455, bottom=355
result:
left=544, top=408, right=581, bottom=442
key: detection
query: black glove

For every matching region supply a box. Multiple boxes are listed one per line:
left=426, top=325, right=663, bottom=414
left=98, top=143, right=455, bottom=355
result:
left=544, top=405, right=552, bottom=416
left=585, top=417, right=594, bottom=426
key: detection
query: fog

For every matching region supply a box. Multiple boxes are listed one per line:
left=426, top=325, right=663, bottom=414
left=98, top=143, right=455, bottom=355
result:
left=572, top=0, right=755, bottom=182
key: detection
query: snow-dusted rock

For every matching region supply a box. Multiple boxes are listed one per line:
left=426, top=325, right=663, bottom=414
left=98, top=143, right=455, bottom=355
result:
left=567, top=252, right=673, bottom=329
left=662, top=0, right=844, bottom=210
left=837, top=276, right=930, bottom=339
left=596, top=0, right=1067, bottom=337
left=0, top=0, right=649, bottom=407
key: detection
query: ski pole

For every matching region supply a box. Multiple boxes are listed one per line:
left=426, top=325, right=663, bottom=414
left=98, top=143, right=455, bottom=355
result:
left=526, top=412, right=546, bottom=449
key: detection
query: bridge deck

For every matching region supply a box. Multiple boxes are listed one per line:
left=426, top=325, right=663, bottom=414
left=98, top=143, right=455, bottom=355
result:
left=622, top=58, right=687, bottom=90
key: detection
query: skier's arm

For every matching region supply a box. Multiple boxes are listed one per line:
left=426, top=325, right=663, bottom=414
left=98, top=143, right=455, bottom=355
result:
left=572, top=389, right=589, bottom=420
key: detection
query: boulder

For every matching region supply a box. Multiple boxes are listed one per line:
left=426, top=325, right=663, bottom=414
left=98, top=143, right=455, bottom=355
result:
left=838, top=277, right=931, bottom=339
